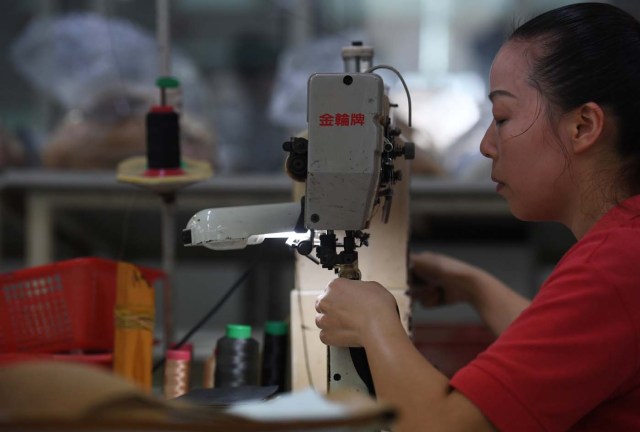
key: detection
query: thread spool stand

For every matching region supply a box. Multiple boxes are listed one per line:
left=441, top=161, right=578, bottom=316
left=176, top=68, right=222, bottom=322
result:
left=117, top=0, right=211, bottom=351
left=116, top=77, right=212, bottom=349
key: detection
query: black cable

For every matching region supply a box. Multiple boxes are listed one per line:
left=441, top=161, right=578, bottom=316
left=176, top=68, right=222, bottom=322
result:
left=296, top=287, right=315, bottom=389
left=152, top=263, right=256, bottom=372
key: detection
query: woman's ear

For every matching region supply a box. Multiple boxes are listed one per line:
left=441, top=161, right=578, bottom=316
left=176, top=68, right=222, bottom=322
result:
left=566, top=102, right=605, bottom=154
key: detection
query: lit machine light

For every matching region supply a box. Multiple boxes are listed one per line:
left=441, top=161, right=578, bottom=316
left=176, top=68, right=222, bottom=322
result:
left=182, top=202, right=304, bottom=251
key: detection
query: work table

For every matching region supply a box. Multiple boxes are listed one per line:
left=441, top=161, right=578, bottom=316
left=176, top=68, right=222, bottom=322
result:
left=0, top=168, right=508, bottom=266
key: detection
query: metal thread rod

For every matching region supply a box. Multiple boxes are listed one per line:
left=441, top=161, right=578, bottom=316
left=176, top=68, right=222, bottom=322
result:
left=161, top=193, right=176, bottom=347
left=156, top=0, right=171, bottom=77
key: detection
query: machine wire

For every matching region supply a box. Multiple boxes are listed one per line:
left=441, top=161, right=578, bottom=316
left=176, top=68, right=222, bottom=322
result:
left=295, top=285, right=316, bottom=390
left=152, top=264, right=255, bottom=373
left=365, top=64, right=413, bottom=127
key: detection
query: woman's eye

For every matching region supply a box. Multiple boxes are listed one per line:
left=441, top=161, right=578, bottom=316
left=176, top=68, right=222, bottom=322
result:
left=494, top=118, right=507, bottom=126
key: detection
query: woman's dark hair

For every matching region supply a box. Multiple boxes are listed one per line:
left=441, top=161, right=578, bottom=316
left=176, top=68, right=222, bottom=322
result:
left=510, top=2, right=640, bottom=194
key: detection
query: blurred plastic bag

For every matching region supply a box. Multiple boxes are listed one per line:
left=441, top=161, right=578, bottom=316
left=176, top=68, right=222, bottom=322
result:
left=268, top=34, right=362, bottom=131
left=0, top=125, right=26, bottom=168
left=10, top=12, right=216, bottom=169
left=11, top=12, right=206, bottom=111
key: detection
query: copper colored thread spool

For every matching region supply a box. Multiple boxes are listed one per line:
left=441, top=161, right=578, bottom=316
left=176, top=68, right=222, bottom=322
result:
left=203, top=350, right=216, bottom=388
left=163, top=348, right=191, bottom=399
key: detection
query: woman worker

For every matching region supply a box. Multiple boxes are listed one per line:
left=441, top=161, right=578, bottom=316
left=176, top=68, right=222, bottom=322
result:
left=314, top=3, right=640, bottom=431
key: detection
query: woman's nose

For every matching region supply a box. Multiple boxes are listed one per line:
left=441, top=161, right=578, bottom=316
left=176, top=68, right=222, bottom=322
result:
left=479, top=123, right=497, bottom=159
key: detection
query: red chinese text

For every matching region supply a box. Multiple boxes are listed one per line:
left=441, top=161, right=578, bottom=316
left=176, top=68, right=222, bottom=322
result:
left=318, top=113, right=366, bottom=127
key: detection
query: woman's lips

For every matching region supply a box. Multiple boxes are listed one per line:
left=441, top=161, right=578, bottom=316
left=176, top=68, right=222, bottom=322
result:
left=492, top=177, right=504, bottom=192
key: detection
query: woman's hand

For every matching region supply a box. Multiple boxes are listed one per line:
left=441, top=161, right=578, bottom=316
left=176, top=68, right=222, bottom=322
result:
left=409, top=251, right=480, bottom=307
left=315, top=278, right=400, bottom=348
left=410, top=251, right=531, bottom=335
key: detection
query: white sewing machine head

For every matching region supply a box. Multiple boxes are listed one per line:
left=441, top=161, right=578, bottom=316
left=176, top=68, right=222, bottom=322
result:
left=303, top=72, right=385, bottom=231
left=183, top=44, right=413, bottom=274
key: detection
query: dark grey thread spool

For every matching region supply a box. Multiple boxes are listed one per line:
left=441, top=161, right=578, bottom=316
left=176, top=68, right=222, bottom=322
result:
left=261, top=321, right=288, bottom=393
left=214, top=324, right=259, bottom=388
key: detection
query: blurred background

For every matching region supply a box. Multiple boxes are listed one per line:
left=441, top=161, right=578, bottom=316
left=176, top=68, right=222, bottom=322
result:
left=1, top=0, right=636, bottom=366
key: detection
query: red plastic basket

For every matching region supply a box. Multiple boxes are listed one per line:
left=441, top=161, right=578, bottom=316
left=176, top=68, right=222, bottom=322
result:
left=0, top=257, right=164, bottom=365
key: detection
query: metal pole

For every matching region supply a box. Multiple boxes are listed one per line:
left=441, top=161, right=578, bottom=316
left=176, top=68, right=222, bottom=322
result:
left=156, top=0, right=171, bottom=77
left=161, top=193, right=176, bottom=347
left=156, top=0, right=174, bottom=348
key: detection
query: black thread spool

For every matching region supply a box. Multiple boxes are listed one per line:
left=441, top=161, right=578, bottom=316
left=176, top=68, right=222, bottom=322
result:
left=215, top=324, right=260, bottom=388
left=261, top=321, right=288, bottom=393
left=146, top=76, right=182, bottom=172
left=146, top=105, right=180, bottom=170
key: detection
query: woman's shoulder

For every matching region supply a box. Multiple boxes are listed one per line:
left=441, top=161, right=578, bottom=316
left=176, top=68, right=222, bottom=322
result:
left=563, top=196, right=640, bottom=266
left=544, top=222, right=640, bottom=304
left=575, top=221, right=640, bottom=263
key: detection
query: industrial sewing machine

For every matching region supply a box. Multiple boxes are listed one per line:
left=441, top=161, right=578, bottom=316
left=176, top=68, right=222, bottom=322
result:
left=183, top=42, right=414, bottom=395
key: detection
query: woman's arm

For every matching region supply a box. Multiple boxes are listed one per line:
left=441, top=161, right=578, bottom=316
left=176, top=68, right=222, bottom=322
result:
left=315, top=278, right=496, bottom=432
left=410, top=251, right=530, bottom=335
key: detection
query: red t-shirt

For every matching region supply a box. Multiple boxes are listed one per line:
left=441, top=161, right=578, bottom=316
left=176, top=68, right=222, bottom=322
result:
left=451, top=196, right=640, bottom=431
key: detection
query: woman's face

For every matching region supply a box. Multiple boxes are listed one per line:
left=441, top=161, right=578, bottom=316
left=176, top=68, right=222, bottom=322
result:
left=480, top=41, right=574, bottom=222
